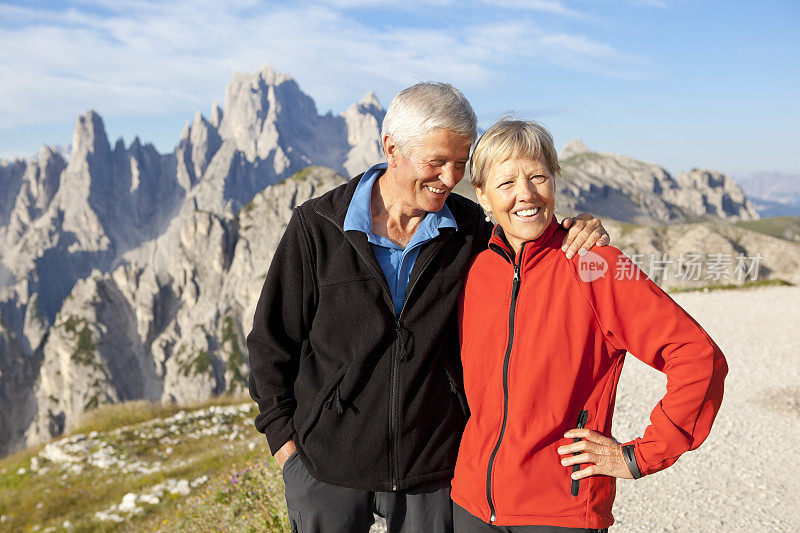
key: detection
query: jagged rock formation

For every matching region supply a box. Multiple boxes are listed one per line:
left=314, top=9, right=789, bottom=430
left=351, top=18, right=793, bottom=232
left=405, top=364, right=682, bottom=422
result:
left=0, top=159, right=28, bottom=230
left=216, top=63, right=384, bottom=181
left=602, top=218, right=800, bottom=289
left=0, top=147, right=65, bottom=243
left=558, top=141, right=759, bottom=224
left=674, top=169, right=758, bottom=221
left=0, top=312, right=38, bottom=457
left=27, top=167, right=347, bottom=446
left=560, top=139, right=590, bottom=160
left=0, top=63, right=384, bottom=456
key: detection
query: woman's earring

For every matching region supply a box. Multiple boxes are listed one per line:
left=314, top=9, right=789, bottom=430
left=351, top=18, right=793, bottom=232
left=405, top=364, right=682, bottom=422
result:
left=484, top=211, right=492, bottom=222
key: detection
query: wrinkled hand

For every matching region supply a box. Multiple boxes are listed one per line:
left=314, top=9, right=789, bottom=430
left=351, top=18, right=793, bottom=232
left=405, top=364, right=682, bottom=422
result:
left=560, top=213, right=610, bottom=259
left=558, top=429, right=633, bottom=480
left=275, top=439, right=297, bottom=469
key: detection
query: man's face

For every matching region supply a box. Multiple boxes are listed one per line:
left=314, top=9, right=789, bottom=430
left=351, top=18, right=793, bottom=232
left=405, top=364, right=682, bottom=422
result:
left=386, top=128, right=472, bottom=214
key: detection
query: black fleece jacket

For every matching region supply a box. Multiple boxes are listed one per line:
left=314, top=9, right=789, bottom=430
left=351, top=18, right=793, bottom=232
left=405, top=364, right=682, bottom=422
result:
left=247, top=174, right=493, bottom=491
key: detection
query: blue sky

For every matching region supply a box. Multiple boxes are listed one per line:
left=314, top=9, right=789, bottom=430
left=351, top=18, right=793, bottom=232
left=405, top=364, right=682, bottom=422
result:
left=0, top=0, right=798, bottom=177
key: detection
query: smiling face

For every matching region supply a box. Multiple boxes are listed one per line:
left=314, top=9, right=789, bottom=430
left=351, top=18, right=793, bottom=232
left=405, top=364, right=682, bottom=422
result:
left=476, top=156, right=556, bottom=255
left=384, top=128, right=472, bottom=215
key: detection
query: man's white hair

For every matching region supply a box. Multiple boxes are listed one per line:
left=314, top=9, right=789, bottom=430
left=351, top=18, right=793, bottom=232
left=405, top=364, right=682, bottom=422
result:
left=381, top=82, right=478, bottom=154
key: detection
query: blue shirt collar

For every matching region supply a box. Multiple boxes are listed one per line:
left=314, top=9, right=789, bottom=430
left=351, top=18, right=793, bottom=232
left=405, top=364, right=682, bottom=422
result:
left=343, top=163, right=458, bottom=245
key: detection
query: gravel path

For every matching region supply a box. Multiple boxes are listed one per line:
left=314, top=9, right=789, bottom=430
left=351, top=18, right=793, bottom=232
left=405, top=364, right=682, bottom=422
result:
left=611, top=286, right=799, bottom=532
left=372, top=285, right=799, bottom=532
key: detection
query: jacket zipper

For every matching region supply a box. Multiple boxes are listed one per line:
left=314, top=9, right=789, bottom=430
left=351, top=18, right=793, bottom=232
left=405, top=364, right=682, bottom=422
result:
left=485, top=242, right=526, bottom=523
left=389, top=321, right=401, bottom=490
left=389, top=232, right=453, bottom=491
left=570, top=410, right=589, bottom=497
left=318, top=206, right=457, bottom=492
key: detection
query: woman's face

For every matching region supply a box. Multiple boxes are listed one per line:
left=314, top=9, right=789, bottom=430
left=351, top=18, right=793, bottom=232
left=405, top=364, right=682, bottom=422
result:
left=476, top=155, right=556, bottom=255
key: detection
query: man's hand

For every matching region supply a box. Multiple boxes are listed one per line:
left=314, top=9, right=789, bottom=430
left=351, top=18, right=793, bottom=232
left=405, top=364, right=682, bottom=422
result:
left=560, top=213, right=610, bottom=259
left=557, top=429, right=634, bottom=480
left=275, top=440, right=297, bottom=469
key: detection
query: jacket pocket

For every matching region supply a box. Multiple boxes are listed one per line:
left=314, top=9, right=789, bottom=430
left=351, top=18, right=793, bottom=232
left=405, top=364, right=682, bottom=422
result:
left=570, top=409, right=589, bottom=497
left=287, top=508, right=302, bottom=533
left=297, top=366, right=347, bottom=444
left=441, top=357, right=469, bottom=418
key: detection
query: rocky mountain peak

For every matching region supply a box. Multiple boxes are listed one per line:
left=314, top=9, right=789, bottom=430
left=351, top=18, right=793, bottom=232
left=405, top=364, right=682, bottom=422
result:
left=674, top=169, right=758, bottom=221
left=214, top=63, right=384, bottom=181
left=559, top=150, right=759, bottom=224
left=210, top=101, right=223, bottom=128
left=192, top=111, right=205, bottom=127
left=560, top=139, right=590, bottom=160
left=72, top=110, right=111, bottom=161
left=257, top=62, right=292, bottom=86
left=679, top=168, right=734, bottom=190
left=217, top=63, right=310, bottom=164
left=358, top=91, right=382, bottom=110
left=176, top=110, right=223, bottom=188
left=341, top=93, right=386, bottom=176
left=37, top=145, right=58, bottom=162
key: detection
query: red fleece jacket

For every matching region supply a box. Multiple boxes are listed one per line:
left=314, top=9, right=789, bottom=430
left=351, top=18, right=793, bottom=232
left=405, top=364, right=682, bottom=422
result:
left=451, top=217, right=727, bottom=529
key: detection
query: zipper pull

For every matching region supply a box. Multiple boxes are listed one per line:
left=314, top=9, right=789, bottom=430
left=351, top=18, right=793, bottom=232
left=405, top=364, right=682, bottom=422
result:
left=490, top=513, right=496, bottom=522
left=571, top=410, right=589, bottom=497
left=333, top=388, right=344, bottom=415
left=512, top=263, right=521, bottom=299
left=576, top=409, right=589, bottom=429
left=396, top=322, right=407, bottom=361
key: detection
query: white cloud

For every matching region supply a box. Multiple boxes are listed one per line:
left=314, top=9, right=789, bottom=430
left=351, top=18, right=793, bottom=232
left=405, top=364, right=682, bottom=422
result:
left=626, top=0, right=668, bottom=8
left=0, top=0, right=648, bottom=131
left=319, top=0, right=455, bottom=7
left=480, top=0, right=585, bottom=18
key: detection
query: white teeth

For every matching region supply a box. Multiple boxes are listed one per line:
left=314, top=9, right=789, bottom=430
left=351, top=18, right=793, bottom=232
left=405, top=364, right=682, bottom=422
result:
left=426, top=186, right=445, bottom=194
left=515, top=207, right=540, bottom=217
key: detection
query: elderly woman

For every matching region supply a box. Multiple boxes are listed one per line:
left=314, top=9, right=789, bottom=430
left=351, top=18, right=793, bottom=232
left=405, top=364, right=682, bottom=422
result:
left=451, top=120, right=727, bottom=532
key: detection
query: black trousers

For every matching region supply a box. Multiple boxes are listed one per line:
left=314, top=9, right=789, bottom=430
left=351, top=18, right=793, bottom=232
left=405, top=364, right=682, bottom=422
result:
left=453, top=502, right=608, bottom=533
left=282, top=452, right=453, bottom=533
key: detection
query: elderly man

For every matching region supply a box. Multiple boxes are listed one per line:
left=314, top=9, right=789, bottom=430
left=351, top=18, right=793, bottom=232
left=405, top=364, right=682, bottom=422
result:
left=247, top=83, right=609, bottom=533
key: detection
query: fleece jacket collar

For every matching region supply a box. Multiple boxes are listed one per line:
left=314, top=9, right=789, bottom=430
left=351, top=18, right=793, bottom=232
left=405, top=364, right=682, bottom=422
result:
left=487, top=215, right=562, bottom=269
left=314, top=172, right=479, bottom=234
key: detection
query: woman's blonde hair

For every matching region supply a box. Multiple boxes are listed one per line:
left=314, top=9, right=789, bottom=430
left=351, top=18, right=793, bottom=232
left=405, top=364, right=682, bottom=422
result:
left=469, top=119, right=560, bottom=188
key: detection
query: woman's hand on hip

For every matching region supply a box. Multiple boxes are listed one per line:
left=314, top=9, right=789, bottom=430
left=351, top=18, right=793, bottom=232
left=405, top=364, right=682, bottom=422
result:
left=558, top=429, right=634, bottom=480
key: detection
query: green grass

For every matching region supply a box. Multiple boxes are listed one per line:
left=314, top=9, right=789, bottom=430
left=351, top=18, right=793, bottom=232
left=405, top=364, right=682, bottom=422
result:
left=290, top=166, right=315, bottom=182
left=134, top=457, right=288, bottom=533
left=237, top=197, right=259, bottom=218
left=668, top=278, right=793, bottom=294
left=223, top=316, right=248, bottom=392
left=559, top=152, right=605, bottom=167
left=73, top=324, right=97, bottom=363
left=610, top=220, right=641, bottom=238
left=182, top=350, right=213, bottom=377
left=735, top=216, right=800, bottom=241
left=71, top=395, right=250, bottom=436
left=0, top=396, right=287, bottom=532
